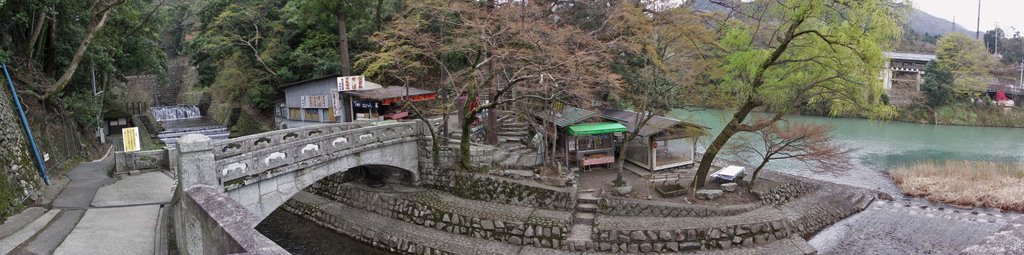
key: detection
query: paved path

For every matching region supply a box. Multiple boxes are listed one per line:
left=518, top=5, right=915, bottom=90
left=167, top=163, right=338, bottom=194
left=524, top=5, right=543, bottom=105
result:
left=0, top=153, right=175, bottom=255
left=810, top=200, right=1018, bottom=254
left=53, top=205, right=162, bottom=255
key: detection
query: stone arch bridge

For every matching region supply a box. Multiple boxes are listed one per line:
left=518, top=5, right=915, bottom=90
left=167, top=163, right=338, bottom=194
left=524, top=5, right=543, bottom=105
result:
left=171, top=121, right=426, bottom=254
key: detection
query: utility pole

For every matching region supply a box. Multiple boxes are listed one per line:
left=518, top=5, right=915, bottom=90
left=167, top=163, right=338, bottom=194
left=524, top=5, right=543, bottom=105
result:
left=976, top=0, right=981, bottom=39
left=995, top=25, right=999, bottom=55
left=91, top=62, right=105, bottom=144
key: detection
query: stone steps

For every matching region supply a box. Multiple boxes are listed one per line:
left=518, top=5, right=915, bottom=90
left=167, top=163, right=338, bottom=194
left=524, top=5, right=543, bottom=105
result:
left=574, top=212, right=596, bottom=225
left=563, top=224, right=593, bottom=251
left=577, top=193, right=600, bottom=204
left=500, top=126, right=526, bottom=132
left=576, top=204, right=598, bottom=213
left=498, top=131, right=529, bottom=137
left=516, top=153, right=540, bottom=168
left=499, top=136, right=525, bottom=144
left=567, top=189, right=600, bottom=250
left=492, top=150, right=510, bottom=164
left=511, top=148, right=534, bottom=155
left=499, top=153, right=522, bottom=168
left=500, top=144, right=527, bottom=151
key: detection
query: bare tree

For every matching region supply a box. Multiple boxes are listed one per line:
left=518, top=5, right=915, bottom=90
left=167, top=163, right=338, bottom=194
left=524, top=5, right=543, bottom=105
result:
left=728, top=120, right=855, bottom=184
left=45, top=0, right=127, bottom=100
left=359, top=1, right=618, bottom=171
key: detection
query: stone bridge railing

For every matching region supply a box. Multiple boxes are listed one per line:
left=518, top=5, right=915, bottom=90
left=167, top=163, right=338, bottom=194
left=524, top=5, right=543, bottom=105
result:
left=210, top=122, right=419, bottom=190
left=173, top=121, right=424, bottom=254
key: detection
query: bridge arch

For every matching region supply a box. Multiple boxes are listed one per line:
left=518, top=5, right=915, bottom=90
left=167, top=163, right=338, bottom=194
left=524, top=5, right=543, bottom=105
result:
left=176, top=121, right=424, bottom=220
left=223, top=140, right=420, bottom=220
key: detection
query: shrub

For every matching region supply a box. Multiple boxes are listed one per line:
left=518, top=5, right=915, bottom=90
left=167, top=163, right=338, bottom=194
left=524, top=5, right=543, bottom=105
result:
left=890, top=160, right=1024, bottom=211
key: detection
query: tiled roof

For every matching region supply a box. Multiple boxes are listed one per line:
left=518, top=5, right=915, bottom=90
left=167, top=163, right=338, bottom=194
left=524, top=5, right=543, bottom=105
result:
left=535, top=106, right=598, bottom=127
left=884, top=52, right=936, bottom=62
left=600, top=108, right=708, bottom=137
left=344, top=86, right=435, bottom=100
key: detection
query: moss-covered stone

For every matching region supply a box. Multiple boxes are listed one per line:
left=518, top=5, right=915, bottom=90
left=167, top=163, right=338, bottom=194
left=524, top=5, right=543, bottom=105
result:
left=0, top=82, right=42, bottom=222
left=229, top=112, right=270, bottom=137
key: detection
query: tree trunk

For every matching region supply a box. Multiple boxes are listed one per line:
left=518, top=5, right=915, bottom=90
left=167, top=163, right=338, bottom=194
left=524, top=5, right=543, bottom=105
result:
left=613, top=134, right=633, bottom=186
left=460, top=116, right=472, bottom=170
left=337, top=9, right=351, bottom=76
left=485, top=84, right=498, bottom=144
left=43, top=13, right=57, bottom=76
left=46, top=1, right=123, bottom=100
left=374, top=0, right=385, bottom=32
left=459, top=92, right=476, bottom=170
left=484, top=0, right=498, bottom=145
left=550, top=119, right=558, bottom=166
left=432, top=134, right=442, bottom=170
left=750, top=158, right=769, bottom=185
left=692, top=98, right=759, bottom=192
left=27, top=9, right=46, bottom=59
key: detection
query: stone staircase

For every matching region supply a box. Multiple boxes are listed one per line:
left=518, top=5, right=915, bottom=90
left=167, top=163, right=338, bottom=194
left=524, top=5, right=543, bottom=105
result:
left=565, top=189, right=599, bottom=251
left=489, top=112, right=541, bottom=170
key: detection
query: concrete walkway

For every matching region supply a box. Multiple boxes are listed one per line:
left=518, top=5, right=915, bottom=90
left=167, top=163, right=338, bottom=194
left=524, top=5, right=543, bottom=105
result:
left=0, top=153, right=176, bottom=255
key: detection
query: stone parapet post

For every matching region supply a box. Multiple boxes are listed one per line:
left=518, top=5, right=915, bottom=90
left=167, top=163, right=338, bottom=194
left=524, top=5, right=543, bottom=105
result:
left=176, top=134, right=220, bottom=190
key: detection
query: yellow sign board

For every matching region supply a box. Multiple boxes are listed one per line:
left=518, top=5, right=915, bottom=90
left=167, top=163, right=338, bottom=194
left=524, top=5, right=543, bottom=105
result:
left=122, top=127, right=141, bottom=152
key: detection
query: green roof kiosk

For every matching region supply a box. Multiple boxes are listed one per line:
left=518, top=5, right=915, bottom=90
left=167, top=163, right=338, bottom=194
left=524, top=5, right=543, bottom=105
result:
left=565, top=122, right=626, bottom=169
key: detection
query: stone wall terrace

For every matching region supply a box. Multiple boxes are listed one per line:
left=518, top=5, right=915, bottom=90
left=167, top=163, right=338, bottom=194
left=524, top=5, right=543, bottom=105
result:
left=417, top=138, right=575, bottom=211
left=591, top=206, right=793, bottom=252
left=308, top=178, right=571, bottom=248
left=599, top=197, right=762, bottom=218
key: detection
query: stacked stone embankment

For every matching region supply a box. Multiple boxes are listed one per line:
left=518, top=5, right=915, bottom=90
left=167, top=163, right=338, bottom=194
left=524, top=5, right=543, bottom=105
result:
left=307, top=176, right=571, bottom=248
left=591, top=207, right=793, bottom=252
left=0, top=83, right=41, bottom=219
left=575, top=171, right=876, bottom=253
left=599, top=197, right=762, bottom=217
left=417, top=139, right=576, bottom=211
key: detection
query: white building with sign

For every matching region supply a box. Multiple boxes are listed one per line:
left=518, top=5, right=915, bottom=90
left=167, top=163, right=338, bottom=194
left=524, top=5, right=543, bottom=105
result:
left=277, top=75, right=380, bottom=128
left=277, top=75, right=436, bottom=128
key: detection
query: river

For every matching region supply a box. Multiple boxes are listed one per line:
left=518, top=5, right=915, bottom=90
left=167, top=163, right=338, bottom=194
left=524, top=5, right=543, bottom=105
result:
left=669, top=108, right=1024, bottom=194
left=256, top=210, right=389, bottom=255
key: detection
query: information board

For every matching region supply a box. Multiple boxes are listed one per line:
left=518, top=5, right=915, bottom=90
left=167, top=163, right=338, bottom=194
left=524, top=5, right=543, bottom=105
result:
left=122, top=127, right=141, bottom=152
left=300, top=95, right=329, bottom=108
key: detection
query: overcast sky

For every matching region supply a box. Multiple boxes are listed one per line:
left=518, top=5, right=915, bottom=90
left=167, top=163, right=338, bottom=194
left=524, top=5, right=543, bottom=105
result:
left=914, top=0, right=1024, bottom=34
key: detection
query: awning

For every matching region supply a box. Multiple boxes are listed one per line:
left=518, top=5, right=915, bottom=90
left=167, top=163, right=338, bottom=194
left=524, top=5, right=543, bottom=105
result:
left=567, top=122, right=627, bottom=136
left=344, top=86, right=437, bottom=105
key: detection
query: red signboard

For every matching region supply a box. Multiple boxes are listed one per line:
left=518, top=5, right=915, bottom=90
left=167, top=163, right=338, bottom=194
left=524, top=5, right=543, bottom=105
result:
left=381, top=93, right=437, bottom=105
left=337, top=76, right=366, bottom=91
left=582, top=154, right=614, bottom=166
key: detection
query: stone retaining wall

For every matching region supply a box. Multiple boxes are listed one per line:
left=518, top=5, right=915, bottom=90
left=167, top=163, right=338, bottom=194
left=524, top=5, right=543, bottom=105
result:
left=0, top=83, right=41, bottom=219
left=281, top=197, right=451, bottom=255
left=782, top=187, right=875, bottom=237
left=752, top=177, right=818, bottom=205
left=417, top=138, right=575, bottom=211
left=599, top=197, right=762, bottom=217
left=114, top=149, right=173, bottom=174
left=307, top=176, right=570, bottom=248
left=591, top=218, right=792, bottom=252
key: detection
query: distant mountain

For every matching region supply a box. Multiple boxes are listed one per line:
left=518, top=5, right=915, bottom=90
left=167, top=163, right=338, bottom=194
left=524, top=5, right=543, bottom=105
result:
left=689, top=0, right=976, bottom=36
left=907, top=8, right=974, bottom=36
